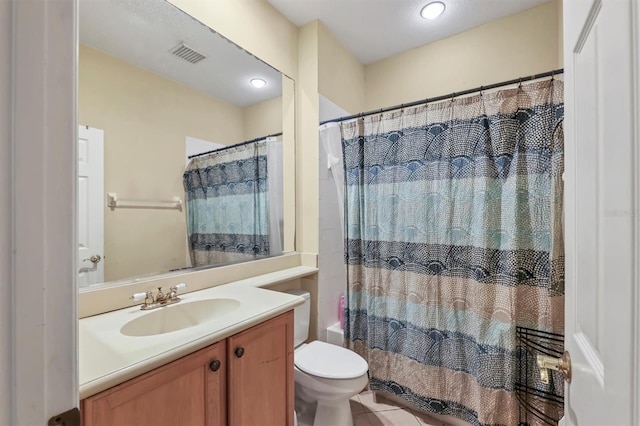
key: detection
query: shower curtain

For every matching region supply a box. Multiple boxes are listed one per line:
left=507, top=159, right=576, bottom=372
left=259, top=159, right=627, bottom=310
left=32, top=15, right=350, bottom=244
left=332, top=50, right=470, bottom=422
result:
left=183, top=140, right=269, bottom=266
left=342, top=80, right=564, bottom=426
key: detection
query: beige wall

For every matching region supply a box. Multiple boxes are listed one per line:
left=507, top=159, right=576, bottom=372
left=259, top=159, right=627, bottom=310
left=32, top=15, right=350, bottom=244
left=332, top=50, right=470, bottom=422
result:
left=364, top=1, right=562, bottom=109
left=296, top=21, right=320, bottom=259
left=295, top=22, right=321, bottom=338
left=318, top=22, right=365, bottom=114
left=79, top=45, right=246, bottom=282
left=557, top=0, right=564, bottom=66
left=294, top=19, right=366, bottom=255
left=243, top=96, right=283, bottom=140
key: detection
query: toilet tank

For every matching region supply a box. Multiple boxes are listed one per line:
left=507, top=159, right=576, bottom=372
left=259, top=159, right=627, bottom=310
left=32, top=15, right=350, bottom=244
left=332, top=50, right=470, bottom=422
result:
left=284, top=289, right=310, bottom=347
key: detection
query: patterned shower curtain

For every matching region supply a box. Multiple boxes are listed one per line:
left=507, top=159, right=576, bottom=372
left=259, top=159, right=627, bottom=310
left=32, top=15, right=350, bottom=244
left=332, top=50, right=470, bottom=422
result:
left=183, top=140, right=269, bottom=266
left=342, top=80, right=564, bottom=426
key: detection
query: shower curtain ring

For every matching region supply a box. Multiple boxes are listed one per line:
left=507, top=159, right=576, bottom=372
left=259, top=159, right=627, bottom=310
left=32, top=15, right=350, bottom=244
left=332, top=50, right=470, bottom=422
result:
left=479, top=86, right=484, bottom=97
left=518, top=78, right=523, bottom=89
left=451, top=92, right=456, bottom=103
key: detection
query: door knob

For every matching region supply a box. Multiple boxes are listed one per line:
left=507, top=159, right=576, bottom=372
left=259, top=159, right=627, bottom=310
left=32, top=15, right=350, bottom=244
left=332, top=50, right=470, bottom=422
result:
left=235, top=347, right=245, bottom=358
left=83, top=254, right=101, bottom=264
left=209, top=360, right=221, bottom=372
left=536, top=351, right=571, bottom=384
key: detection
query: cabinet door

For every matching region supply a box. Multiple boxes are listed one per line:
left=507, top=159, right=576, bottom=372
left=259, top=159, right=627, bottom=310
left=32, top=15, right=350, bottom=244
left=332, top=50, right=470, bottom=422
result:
left=227, top=311, right=294, bottom=426
left=82, top=341, right=227, bottom=426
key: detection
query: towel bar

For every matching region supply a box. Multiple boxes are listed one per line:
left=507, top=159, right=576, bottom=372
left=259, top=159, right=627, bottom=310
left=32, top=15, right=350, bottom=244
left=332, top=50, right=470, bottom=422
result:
left=107, top=192, right=183, bottom=211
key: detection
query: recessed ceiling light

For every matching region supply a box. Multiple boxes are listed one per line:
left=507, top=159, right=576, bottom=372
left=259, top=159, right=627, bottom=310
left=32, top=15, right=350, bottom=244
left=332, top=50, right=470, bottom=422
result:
left=420, top=1, right=445, bottom=20
left=250, top=78, right=267, bottom=88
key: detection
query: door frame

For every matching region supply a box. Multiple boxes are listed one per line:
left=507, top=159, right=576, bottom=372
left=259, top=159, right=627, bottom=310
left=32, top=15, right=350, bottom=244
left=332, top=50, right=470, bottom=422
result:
left=11, top=0, right=77, bottom=423
left=0, top=0, right=11, bottom=419
left=632, top=1, right=640, bottom=423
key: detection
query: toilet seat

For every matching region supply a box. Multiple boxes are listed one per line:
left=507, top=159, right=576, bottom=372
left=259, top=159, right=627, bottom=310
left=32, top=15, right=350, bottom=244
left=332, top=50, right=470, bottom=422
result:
left=294, top=340, right=368, bottom=379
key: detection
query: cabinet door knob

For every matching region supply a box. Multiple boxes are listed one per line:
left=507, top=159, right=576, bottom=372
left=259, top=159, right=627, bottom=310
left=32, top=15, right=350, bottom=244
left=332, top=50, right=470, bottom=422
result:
left=235, top=347, right=245, bottom=358
left=209, top=359, right=221, bottom=372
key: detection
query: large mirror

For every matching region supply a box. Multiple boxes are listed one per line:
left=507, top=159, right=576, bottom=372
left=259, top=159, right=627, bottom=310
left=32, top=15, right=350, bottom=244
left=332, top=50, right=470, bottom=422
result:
left=77, top=0, right=295, bottom=289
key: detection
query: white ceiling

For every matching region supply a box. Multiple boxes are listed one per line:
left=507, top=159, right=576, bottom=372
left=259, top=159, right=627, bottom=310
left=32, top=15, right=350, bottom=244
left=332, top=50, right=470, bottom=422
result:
left=79, top=0, right=282, bottom=108
left=267, top=0, right=551, bottom=65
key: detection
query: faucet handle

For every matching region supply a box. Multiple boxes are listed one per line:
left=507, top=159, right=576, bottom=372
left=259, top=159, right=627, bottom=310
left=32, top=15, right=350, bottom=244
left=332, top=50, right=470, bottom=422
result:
left=131, top=290, right=155, bottom=308
left=130, top=292, right=147, bottom=302
left=169, top=283, right=187, bottom=293
left=169, top=283, right=186, bottom=301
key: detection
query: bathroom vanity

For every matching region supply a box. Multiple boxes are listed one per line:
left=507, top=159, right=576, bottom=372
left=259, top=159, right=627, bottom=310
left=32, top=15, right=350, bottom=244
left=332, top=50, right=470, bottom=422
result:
left=79, top=283, right=304, bottom=426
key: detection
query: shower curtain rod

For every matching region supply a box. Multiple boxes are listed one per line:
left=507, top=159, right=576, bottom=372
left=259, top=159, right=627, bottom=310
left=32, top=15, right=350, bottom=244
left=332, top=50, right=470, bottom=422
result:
left=319, top=68, right=564, bottom=126
left=187, top=132, right=283, bottom=159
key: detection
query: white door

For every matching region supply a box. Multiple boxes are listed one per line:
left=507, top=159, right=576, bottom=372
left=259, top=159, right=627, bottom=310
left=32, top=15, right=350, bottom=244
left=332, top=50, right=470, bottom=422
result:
left=563, top=0, right=639, bottom=424
left=78, top=125, right=104, bottom=287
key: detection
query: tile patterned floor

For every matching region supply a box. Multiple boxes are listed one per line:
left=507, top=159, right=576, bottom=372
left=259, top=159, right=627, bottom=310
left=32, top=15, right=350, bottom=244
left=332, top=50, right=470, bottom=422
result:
left=350, top=390, right=446, bottom=426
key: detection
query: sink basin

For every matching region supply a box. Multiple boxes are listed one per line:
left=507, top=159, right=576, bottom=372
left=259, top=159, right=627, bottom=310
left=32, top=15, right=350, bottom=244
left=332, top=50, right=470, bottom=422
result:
left=120, top=298, right=240, bottom=337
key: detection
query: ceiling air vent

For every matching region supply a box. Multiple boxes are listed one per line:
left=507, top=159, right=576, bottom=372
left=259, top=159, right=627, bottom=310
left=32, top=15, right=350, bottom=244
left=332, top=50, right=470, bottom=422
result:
left=169, top=42, right=206, bottom=64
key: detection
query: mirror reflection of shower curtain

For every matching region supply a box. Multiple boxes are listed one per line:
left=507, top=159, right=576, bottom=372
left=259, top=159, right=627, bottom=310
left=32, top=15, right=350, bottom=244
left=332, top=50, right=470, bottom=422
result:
left=183, top=140, right=269, bottom=266
left=267, top=139, right=283, bottom=255
left=319, top=122, right=345, bottom=230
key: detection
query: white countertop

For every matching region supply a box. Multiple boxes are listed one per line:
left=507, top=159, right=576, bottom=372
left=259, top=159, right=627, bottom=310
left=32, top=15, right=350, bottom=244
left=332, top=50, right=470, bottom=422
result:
left=79, top=284, right=305, bottom=399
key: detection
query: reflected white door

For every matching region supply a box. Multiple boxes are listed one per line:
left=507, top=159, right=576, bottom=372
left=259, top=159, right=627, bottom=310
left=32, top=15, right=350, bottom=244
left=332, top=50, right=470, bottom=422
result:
left=563, top=0, right=638, bottom=424
left=78, top=125, right=104, bottom=287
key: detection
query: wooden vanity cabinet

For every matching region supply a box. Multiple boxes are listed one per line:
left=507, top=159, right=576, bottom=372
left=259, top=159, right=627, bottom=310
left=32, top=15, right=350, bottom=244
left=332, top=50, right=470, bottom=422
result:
left=81, top=311, right=293, bottom=426
left=227, top=310, right=294, bottom=426
left=81, top=341, right=227, bottom=426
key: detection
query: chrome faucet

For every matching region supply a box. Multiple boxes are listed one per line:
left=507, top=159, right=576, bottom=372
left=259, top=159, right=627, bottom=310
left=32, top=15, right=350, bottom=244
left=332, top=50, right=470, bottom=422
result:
left=130, top=283, right=187, bottom=310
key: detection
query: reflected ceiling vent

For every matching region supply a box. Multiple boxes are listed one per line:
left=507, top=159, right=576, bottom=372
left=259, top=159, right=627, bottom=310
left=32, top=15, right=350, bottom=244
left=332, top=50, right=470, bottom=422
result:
left=169, top=42, right=206, bottom=64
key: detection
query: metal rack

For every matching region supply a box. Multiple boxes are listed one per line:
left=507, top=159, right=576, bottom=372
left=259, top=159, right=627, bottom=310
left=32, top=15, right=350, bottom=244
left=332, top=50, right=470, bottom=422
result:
left=516, top=326, right=565, bottom=426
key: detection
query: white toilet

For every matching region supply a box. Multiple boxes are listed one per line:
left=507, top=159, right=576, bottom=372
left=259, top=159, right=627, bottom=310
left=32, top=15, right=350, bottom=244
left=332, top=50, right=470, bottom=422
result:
left=285, top=290, right=369, bottom=426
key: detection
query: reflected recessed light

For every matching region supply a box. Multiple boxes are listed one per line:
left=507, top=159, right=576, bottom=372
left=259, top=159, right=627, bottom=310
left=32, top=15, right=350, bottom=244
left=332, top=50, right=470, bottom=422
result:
left=250, top=78, right=267, bottom=88
left=420, top=1, right=445, bottom=19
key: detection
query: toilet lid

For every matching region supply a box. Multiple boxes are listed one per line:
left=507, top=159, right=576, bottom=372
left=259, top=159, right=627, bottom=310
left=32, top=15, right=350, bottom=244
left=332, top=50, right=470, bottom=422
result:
left=294, top=340, right=368, bottom=379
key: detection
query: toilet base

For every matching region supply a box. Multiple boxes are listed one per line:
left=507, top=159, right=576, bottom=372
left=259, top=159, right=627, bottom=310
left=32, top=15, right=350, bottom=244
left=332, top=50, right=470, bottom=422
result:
left=313, top=398, right=353, bottom=426
left=294, top=396, right=317, bottom=426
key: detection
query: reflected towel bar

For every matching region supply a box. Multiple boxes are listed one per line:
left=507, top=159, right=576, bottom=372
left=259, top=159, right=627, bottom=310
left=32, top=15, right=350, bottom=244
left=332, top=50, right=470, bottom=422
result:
left=107, top=193, right=183, bottom=211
